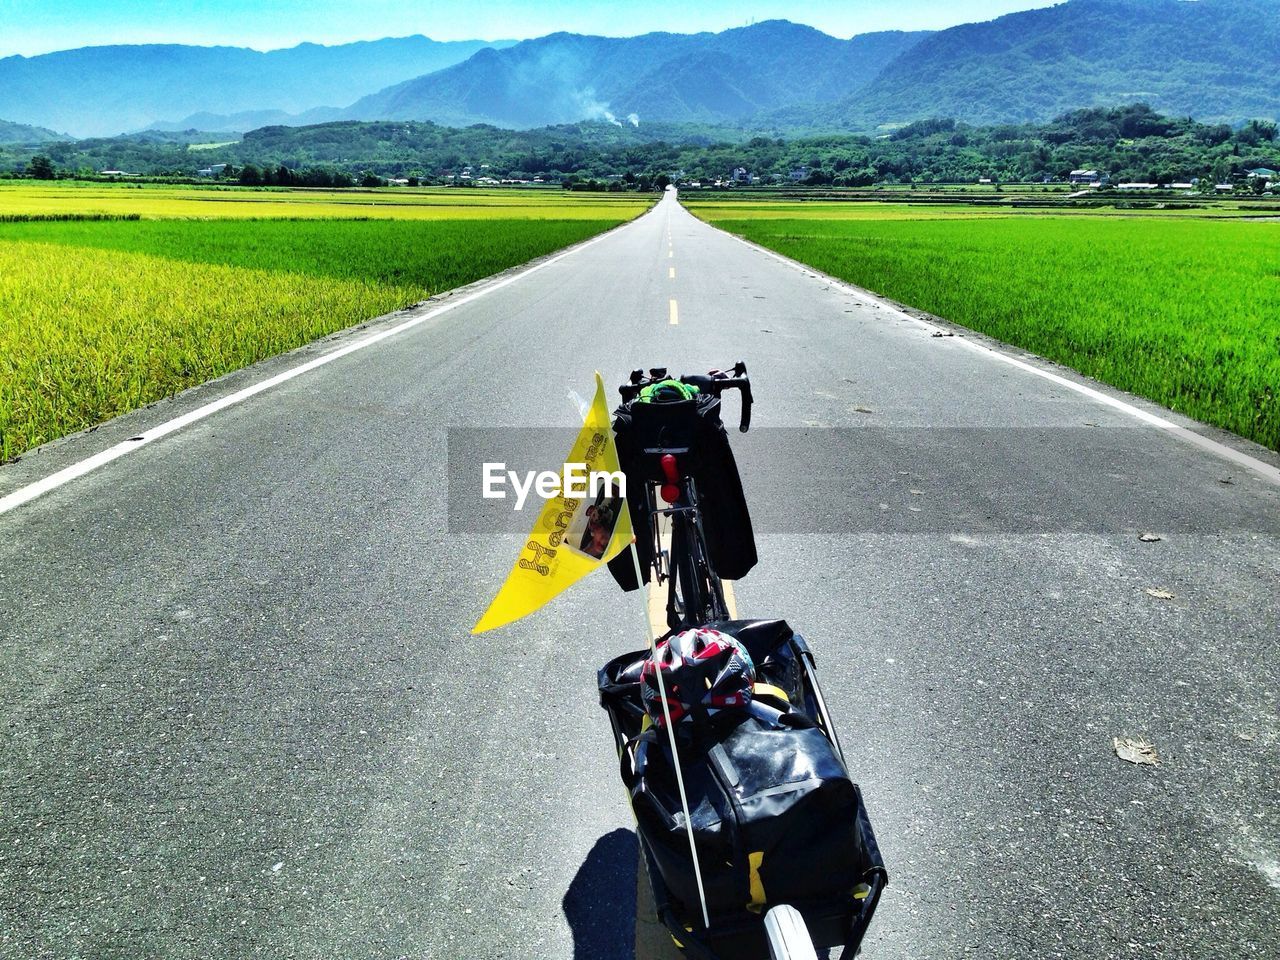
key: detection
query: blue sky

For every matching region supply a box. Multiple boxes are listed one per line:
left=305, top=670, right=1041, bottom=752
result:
left=0, top=0, right=1056, bottom=57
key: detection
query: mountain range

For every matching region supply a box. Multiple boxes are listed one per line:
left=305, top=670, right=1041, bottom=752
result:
left=0, top=36, right=514, bottom=137
left=340, top=24, right=929, bottom=128
left=1, top=0, right=1277, bottom=141
left=815, top=0, right=1280, bottom=128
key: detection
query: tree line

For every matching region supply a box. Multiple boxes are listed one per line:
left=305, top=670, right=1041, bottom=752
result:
left=4, top=104, right=1278, bottom=189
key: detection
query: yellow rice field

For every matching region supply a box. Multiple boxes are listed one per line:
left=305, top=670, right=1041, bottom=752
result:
left=0, top=182, right=652, bottom=220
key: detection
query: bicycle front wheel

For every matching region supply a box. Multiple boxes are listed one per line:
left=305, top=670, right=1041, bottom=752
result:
left=764, top=905, right=820, bottom=960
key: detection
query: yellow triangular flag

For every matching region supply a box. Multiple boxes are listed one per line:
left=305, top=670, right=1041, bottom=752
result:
left=472, top=372, right=633, bottom=633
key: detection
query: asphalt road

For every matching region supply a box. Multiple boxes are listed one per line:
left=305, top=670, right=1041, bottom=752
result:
left=2, top=190, right=1278, bottom=960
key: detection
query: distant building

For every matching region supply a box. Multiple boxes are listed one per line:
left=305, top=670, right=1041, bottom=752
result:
left=1246, top=167, right=1277, bottom=178
left=196, top=163, right=227, bottom=178
left=1069, top=168, right=1099, bottom=184
left=1117, top=182, right=1158, bottom=190
left=731, top=167, right=749, bottom=184
left=977, top=177, right=993, bottom=184
left=788, top=166, right=810, bottom=182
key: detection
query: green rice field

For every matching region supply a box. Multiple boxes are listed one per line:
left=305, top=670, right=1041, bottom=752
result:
left=0, top=183, right=650, bottom=462
left=687, top=199, right=1280, bottom=451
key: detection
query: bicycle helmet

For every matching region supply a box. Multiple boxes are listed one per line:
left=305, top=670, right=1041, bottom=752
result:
left=641, top=627, right=755, bottom=726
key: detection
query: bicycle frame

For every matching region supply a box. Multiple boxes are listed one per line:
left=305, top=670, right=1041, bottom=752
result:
left=641, top=473, right=729, bottom=630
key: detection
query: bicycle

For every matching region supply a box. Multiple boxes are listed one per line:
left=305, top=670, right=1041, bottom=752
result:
left=599, top=362, right=887, bottom=960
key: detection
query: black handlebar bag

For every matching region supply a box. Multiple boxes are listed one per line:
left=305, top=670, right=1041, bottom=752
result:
left=607, top=393, right=757, bottom=590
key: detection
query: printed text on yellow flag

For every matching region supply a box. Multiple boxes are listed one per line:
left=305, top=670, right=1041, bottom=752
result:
left=472, top=373, right=632, bottom=633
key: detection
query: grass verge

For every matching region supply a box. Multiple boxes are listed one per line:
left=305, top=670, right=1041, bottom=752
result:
left=693, top=210, right=1280, bottom=451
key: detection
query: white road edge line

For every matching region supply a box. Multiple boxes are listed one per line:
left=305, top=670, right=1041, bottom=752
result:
left=0, top=220, right=632, bottom=518
left=712, top=222, right=1280, bottom=488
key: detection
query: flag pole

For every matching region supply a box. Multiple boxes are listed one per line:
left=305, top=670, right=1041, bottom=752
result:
left=629, top=539, right=712, bottom=931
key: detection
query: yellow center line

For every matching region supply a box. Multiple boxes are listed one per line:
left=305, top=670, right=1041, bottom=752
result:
left=646, top=578, right=667, bottom=639
left=668, top=249, right=673, bottom=259
left=723, top=580, right=739, bottom=619
left=669, top=266, right=675, bottom=279
left=669, top=299, right=679, bottom=325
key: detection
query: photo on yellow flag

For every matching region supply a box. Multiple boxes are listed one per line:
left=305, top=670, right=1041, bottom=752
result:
left=472, top=373, right=632, bottom=633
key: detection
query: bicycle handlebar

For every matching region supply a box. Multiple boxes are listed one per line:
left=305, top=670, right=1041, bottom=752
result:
left=618, top=361, right=753, bottom=433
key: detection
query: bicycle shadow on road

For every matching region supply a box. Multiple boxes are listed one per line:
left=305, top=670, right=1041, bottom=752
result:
left=562, top=827, right=638, bottom=960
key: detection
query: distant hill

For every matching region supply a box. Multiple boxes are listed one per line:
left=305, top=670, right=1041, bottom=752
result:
left=817, top=0, right=1280, bottom=129
left=343, top=22, right=931, bottom=127
left=14, top=104, right=1277, bottom=188
left=0, top=119, right=61, bottom=143
left=148, top=108, right=343, bottom=134
left=0, top=36, right=514, bottom=137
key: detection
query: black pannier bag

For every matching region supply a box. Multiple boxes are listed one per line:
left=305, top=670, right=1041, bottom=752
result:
left=607, top=393, right=757, bottom=591
left=599, top=620, right=881, bottom=927
left=629, top=706, right=871, bottom=922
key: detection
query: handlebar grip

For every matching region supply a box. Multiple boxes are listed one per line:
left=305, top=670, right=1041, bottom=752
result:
left=703, top=376, right=752, bottom=432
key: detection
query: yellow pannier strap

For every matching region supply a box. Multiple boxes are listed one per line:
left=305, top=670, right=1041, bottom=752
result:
left=747, top=850, right=766, bottom=913
left=753, top=682, right=790, bottom=704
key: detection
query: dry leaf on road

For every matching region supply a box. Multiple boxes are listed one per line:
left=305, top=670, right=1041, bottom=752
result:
left=1114, top=737, right=1160, bottom=765
left=1145, top=588, right=1175, bottom=600
left=1138, top=532, right=1162, bottom=542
